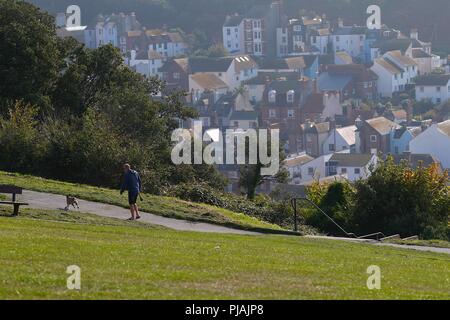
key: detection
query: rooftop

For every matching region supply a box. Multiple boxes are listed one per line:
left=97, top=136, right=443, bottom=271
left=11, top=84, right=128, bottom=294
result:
left=329, top=153, right=374, bottom=167
left=365, top=117, right=399, bottom=135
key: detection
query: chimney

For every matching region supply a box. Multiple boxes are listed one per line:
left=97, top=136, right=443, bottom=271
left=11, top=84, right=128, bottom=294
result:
left=410, top=28, right=419, bottom=40
left=406, top=99, right=413, bottom=124
left=337, top=17, right=344, bottom=28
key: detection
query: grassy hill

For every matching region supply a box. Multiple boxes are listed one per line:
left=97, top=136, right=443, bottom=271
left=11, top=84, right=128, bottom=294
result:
left=0, top=171, right=287, bottom=233
left=0, top=207, right=449, bottom=299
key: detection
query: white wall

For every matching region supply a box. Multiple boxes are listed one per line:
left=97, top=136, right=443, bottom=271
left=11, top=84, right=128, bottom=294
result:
left=415, top=82, right=450, bottom=104
left=332, top=34, right=365, bottom=58
left=410, top=124, right=450, bottom=169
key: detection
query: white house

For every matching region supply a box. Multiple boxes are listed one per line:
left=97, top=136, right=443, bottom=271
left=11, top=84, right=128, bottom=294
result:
left=322, top=125, right=357, bottom=155
left=146, top=30, right=187, bottom=58
left=190, top=55, right=258, bottom=92
left=283, top=153, right=315, bottom=185
left=410, top=120, right=450, bottom=170
left=415, top=74, right=450, bottom=105
left=129, top=50, right=164, bottom=78
left=189, top=73, right=229, bottom=104
left=332, top=26, right=366, bottom=60
left=223, top=15, right=245, bottom=54
left=371, top=50, right=418, bottom=98
left=96, top=19, right=118, bottom=47
left=326, top=153, right=377, bottom=181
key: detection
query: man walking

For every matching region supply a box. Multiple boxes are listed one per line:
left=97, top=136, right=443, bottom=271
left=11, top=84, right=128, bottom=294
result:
left=120, top=164, right=142, bottom=221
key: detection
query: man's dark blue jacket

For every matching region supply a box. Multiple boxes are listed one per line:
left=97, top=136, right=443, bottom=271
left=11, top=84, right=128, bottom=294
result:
left=120, top=170, right=142, bottom=194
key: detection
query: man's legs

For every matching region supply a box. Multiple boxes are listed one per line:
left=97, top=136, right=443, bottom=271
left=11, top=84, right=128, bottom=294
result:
left=134, top=204, right=140, bottom=219
left=129, top=205, right=136, bottom=219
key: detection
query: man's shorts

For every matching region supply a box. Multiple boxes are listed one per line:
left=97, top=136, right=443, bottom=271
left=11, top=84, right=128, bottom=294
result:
left=128, top=192, right=139, bottom=205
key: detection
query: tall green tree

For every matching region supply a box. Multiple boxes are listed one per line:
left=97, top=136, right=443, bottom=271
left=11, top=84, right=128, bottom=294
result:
left=0, top=0, right=60, bottom=113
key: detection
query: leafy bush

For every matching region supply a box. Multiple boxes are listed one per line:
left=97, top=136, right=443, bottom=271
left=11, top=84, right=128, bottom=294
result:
left=306, top=159, right=450, bottom=241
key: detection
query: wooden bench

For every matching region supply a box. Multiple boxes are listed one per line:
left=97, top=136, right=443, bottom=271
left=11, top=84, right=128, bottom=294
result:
left=0, top=185, right=29, bottom=216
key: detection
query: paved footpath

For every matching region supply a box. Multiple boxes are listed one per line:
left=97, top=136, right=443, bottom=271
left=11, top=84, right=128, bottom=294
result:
left=20, top=190, right=259, bottom=235
left=18, top=190, right=450, bottom=255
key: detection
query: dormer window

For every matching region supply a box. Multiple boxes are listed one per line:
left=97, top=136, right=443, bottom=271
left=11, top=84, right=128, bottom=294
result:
left=287, top=90, right=295, bottom=103
left=268, top=90, right=276, bottom=103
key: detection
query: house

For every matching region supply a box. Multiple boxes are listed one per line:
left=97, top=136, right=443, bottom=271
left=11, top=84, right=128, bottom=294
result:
left=412, top=48, right=433, bottom=75
left=383, top=109, right=408, bottom=124
left=260, top=77, right=310, bottom=127
left=303, top=122, right=331, bottom=157
left=310, top=28, right=331, bottom=54
left=129, top=50, right=164, bottom=78
left=321, top=64, right=378, bottom=100
left=388, top=152, right=443, bottom=171
left=223, top=14, right=245, bottom=54
left=145, top=29, right=187, bottom=58
left=228, top=111, right=259, bottom=129
left=244, top=72, right=300, bottom=104
left=301, top=91, right=343, bottom=123
left=189, top=73, right=229, bottom=104
left=390, top=126, right=422, bottom=154
left=326, top=153, right=377, bottom=181
left=410, top=120, right=450, bottom=170
left=371, top=50, right=418, bottom=98
left=356, top=116, right=400, bottom=154
left=160, top=58, right=189, bottom=92
left=415, top=74, right=450, bottom=105
left=322, top=125, right=357, bottom=155
left=283, top=152, right=315, bottom=185
left=189, top=55, right=258, bottom=91
left=298, top=153, right=335, bottom=184
left=258, top=55, right=319, bottom=79
left=331, top=26, right=367, bottom=61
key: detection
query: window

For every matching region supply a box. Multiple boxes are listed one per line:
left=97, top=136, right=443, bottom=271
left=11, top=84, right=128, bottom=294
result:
left=436, top=86, right=441, bottom=92
left=287, top=109, right=295, bottom=118
left=227, top=28, right=231, bottom=36
left=268, top=90, right=276, bottom=103
left=308, top=167, right=314, bottom=176
left=370, top=135, right=377, bottom=143
left=173, top=72, right=180, bottom=80
left=329, top=144, right=335, bottom=152
left=312, top=36, right=317, bottom=44
left=341, top=168, right=347, bottom=174
left=336, top=36, right=340, bottom=42
left=293, top=25, right=302, bottom=32
left=420, top=86, right=424, bottom=93
left=287, top=90, right=295, bottom=103
left=437, top=98, right=441, bottom=103
left=269, top=109, right=277, bottom=118
left=354, top=168, right=361, bottom=175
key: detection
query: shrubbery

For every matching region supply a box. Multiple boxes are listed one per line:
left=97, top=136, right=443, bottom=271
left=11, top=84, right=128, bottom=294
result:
left=168, top=182, right=295, bottom=227
left=306, top=159, right=450, bottom=241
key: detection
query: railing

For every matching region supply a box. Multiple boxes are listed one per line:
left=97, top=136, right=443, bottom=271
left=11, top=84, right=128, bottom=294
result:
left=290, top=197, right=387, bottom=240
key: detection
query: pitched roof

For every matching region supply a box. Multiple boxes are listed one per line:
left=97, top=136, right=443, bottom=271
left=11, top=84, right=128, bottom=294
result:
left=335, top=51, right=353, bottom=64
left=412, top=48, right=432, bottom=59
left=318, top=72, right=353, bottom=91
left=393, top=126, right=422, bottom=139
left=190, top=73, right=228, bottom=90
left=389, top=153, right=441, bottom=169
left=371, top=38, right=412, bottom=54
left=335, top=125, right=357, bottom=146
left=329, top=153, right=374, bottom=167
left=374, top=58, right=403, bottom=75
left=305, top=122, right=330, bottom=134
left=326, top=64, right=378, bottom=81
left=415, top=74, right=450, bottom=86
left=333, top=26, right=366, bottom=36
left=437, top=120, right=450, bottom=137
left=189, top=57, right=233, bottom=73
left=365, top=117, right=399, bottom=135
left=232, top=55, right=258, bottom=72
left=385, top=50, right=417, bottom=67
left=284, top=154, right=315, bottom=167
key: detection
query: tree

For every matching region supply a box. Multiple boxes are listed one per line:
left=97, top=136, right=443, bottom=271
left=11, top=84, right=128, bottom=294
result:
left=0, top=0, right=60, bottom=113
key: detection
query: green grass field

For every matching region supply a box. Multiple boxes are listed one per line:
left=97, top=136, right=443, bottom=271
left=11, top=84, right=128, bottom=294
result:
left=0, top=171, right=287, bottom=233
left=0, top=208, right=449, bottom=300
